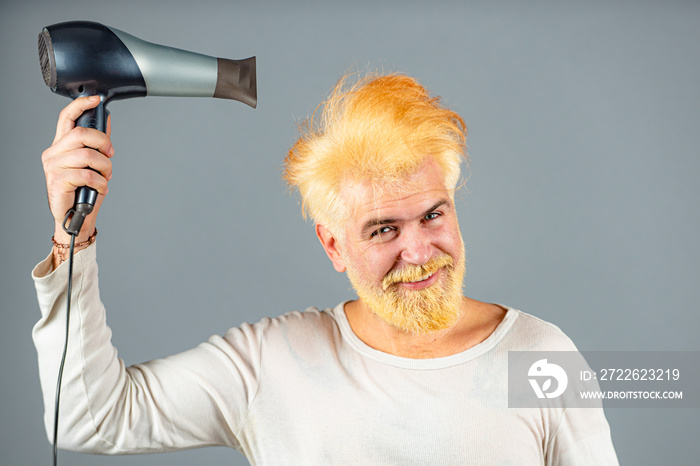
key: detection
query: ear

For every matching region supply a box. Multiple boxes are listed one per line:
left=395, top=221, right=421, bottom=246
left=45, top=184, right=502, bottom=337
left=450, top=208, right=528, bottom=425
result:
left=316, top=224, right=347, bottom=273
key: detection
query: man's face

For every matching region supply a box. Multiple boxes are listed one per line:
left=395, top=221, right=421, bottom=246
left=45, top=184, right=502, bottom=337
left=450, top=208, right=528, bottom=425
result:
left=334, top=159, right=466, bottom=334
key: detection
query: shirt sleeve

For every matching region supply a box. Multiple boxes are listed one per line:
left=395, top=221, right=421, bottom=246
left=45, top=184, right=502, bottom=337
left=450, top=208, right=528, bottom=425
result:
left=31, top=244, right=265, bottom=454
left=546, top=406, right=619, bottom=465
left=506, top=312, right=619, bottom=466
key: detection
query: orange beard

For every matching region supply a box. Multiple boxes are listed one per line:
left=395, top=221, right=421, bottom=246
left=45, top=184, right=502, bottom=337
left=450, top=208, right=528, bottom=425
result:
left=346, top=249, right=465, bottom=335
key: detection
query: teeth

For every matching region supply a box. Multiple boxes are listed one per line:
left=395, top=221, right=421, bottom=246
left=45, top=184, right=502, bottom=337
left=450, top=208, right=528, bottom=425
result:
left=409, top=273, right=433, bottom=283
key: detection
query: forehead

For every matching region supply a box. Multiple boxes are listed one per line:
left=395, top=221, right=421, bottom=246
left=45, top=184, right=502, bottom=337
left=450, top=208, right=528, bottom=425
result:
left=340, top=158, right=452, bottom=224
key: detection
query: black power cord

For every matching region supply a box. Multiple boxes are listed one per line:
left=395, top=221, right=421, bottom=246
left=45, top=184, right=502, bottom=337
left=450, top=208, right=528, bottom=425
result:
left=53, top=204, right=94, bottom=466
left=53, top=233, right=75, bottom=466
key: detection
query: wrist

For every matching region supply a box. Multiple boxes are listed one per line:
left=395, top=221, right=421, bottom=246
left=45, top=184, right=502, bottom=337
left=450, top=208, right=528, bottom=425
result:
left=51, top=228, right=98, bottom=269
left=53, top=216, right=96, bottom=244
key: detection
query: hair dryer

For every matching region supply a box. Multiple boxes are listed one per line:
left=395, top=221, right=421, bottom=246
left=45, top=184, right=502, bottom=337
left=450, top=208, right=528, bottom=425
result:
left=38, top=20, right=257, bottom=235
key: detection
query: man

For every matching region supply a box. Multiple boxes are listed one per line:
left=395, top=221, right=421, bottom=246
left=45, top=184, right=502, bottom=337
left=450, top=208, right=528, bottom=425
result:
left=34, top=73, right=618, bottom=464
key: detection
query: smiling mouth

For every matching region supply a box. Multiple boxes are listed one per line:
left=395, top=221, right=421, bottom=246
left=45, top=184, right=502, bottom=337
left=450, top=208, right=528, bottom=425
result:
left=381, top=254, right=453, bottom=291
left=406, top=272, right=436, bottom=284
left=394, top=269, right=441, bottom=291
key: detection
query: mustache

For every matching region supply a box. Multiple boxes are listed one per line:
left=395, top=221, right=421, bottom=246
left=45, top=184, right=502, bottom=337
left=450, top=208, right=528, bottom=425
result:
left=381, top=254, right=454, bottom=291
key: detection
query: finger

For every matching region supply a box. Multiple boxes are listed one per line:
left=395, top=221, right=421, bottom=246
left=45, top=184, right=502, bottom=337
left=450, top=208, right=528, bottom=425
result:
left=51, top=125, right=115, bottom=159
left=54, top=167, right=110, bottom=197
left=46, top=171, right=109, bottom=233
left=45, top=167, right=110, bottom=225
left=53, top=96, right=102, bottom=144
left=106, top=113, right=112, bottom=138
left=48, top=147, right=114, bottom=182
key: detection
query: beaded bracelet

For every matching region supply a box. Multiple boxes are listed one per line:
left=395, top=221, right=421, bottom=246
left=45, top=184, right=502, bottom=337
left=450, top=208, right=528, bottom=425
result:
left=51, top=228, right=98, bottom=263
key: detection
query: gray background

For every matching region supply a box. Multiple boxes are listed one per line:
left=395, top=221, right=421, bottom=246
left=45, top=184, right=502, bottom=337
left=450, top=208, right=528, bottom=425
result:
left=1, top=0, right=698, bottom=464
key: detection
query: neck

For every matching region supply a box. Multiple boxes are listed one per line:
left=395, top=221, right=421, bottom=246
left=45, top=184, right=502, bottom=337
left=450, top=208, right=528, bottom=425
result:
left=344, top=297, right=506, bottom=359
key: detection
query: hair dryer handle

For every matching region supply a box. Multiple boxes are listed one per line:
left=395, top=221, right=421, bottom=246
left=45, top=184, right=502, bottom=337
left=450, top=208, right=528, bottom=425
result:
left=63, top=98, right=109, bottom=236
left=76, top=99, right=109, bottom=132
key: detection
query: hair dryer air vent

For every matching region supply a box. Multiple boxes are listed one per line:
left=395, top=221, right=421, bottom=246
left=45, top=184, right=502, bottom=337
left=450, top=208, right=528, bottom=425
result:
left=38, top=29, right=57, bottom=89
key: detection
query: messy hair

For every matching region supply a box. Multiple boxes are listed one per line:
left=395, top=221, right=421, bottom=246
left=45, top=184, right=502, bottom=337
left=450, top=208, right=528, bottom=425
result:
left=283, top=72, right=467, bottom=231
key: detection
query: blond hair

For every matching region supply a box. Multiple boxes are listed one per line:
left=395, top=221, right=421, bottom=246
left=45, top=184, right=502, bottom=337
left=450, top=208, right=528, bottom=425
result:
left=283, top=73, right=467, bottom=231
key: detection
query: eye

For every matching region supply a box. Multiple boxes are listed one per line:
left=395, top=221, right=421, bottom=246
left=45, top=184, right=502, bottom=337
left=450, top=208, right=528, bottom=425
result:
left=424, top=211, right=441, bottom=221
left=370, top=225, right=396, bottom=239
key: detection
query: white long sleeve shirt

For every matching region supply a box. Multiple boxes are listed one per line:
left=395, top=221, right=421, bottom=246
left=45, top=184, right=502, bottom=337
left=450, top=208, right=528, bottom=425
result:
left=32, top=244, right=618, bottom=465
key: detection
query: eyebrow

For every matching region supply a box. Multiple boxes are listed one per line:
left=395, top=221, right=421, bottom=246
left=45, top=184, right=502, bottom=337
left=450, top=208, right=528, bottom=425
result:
left=361, top=199, right=449, bottom=237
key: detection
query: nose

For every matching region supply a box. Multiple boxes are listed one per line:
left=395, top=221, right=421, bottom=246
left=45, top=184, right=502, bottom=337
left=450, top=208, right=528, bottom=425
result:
left=398, top=226, right=433, bottom=266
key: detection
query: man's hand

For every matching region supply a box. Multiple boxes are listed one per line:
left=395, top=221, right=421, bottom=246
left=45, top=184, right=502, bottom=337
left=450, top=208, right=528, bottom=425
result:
left=42, top=96, right=115, bottom=265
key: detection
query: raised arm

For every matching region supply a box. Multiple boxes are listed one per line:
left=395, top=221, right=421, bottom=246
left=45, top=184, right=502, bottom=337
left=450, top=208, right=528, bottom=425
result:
left=33, top=101, right=262, bottom=454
